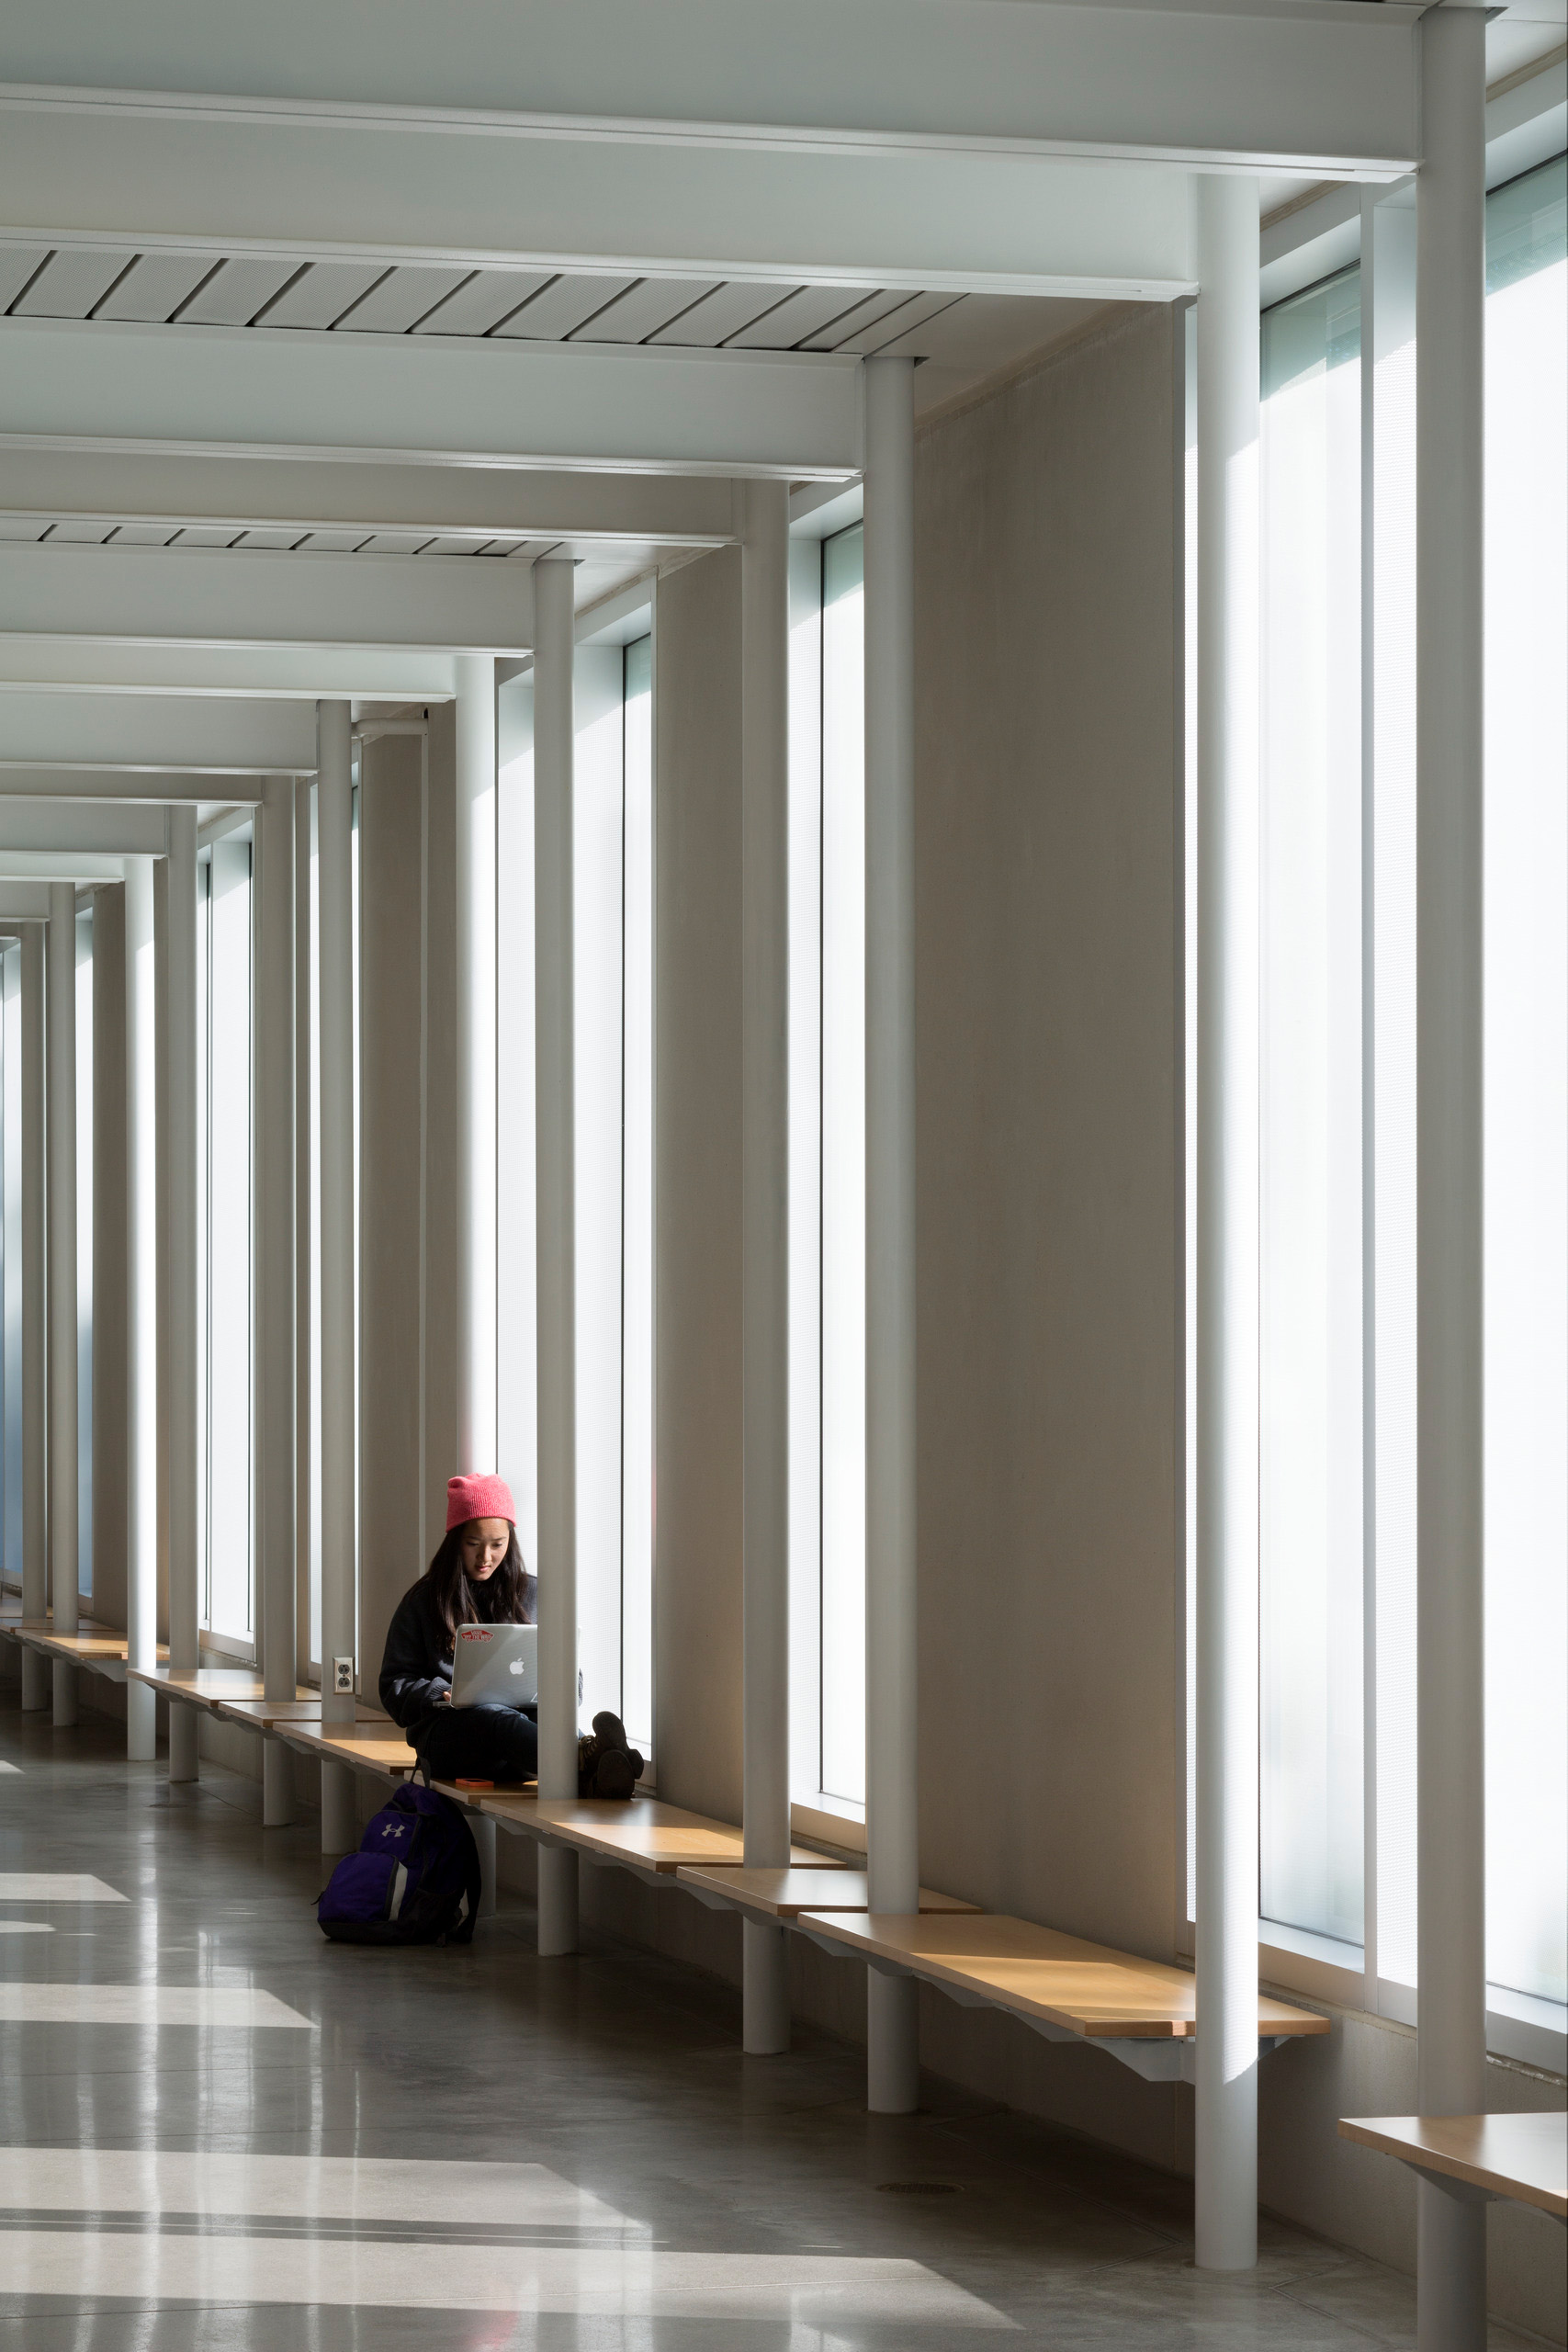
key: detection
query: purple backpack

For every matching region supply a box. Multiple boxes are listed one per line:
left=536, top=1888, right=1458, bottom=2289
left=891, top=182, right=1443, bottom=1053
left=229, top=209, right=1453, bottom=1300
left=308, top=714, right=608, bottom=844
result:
left=317, top=1777, right=481, bottom=1946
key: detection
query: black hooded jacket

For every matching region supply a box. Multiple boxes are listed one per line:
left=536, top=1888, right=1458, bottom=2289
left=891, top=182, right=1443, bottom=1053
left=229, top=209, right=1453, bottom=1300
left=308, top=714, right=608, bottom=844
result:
left=378, top=1571, right=538, bottom=1737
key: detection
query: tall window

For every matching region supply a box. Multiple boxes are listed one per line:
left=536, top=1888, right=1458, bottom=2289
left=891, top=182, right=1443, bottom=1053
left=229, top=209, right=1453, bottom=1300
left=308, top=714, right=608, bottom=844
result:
left=499, top=636, right=655, bottom=1748
left=621, top=635, right=656, bottom=1751
left=198, top=838, right=254, bottom=1648
left=75, top=905, right=94, bottom=1605
left=1258, top=268, right=1365, bottom=1949
left=789, top=521, right=867, bottom=1812
left=575, top=633, right=656, bottom=1747
left=1483, top=153, right=1567, bottom=2012
left=1214, top=151, right=1568, bottom=2047
left=1, top=945, right=19, bottom=1592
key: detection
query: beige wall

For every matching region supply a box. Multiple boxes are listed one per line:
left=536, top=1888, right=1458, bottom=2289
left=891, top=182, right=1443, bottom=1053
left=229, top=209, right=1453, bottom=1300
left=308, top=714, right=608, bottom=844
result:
left=913, top=306, right=1186, bottom=1962
left=652, top=546, right=746, bottom=1826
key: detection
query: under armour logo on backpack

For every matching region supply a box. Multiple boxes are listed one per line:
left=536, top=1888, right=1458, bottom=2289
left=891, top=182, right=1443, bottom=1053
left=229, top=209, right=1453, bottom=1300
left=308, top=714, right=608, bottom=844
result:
left=380, top=1823, right=407, bottom=1841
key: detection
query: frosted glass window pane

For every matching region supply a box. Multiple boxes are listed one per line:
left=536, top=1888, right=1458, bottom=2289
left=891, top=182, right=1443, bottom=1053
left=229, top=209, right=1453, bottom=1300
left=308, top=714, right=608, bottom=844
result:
left=576, top=644, right=627, bottom=1730
left=621, top=636, right=655, bottom=1752
left=206, top=842, right=253, bottom=1642
left=820, top=524, right=866, bottom=1808
left=2, top=951, right=20, bottom=1590
left=1258, top=269, right=1365, bottom=1945
left=1483, top=155, right=1567, bottom=2009
left=75, top=911, right=94, bottom=1604
left=788, top=542, right=826, bottom=1800
left=196, top=870, right=209, bottom=1626
left=309, top=795, right=322, bottom=1668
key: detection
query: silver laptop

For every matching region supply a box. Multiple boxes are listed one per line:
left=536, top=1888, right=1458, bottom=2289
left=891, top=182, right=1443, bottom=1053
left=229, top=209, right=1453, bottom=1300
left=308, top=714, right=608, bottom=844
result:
left=450, top=1623, right=537, bottom=1710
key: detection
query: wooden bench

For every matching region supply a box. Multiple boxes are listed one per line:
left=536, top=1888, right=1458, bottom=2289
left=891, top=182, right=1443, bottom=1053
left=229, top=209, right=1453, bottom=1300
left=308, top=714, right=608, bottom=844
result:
left=793, top=1909, right=1329, bottom=2082
left=1338, top=2112, right=1566, bottom=2221
left=677, top=1866, right=978, bottom=1920
left=479, top=1792, right=844, bottom=1884
left=5, top=1618, right=169, bottom=1686
left=127, top=1663, right=306, bottom=1710
left=211, top=1695, right=387, bottom=1731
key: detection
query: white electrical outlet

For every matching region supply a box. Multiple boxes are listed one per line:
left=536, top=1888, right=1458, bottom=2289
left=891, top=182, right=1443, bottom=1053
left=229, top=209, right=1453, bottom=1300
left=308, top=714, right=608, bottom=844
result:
left=333, top=1656, right=355, bottom=1695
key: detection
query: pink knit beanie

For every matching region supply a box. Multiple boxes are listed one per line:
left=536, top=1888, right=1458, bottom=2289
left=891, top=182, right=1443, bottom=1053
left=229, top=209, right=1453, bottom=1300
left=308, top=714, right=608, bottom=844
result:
left=446, top=1473, right=516, bottom=1532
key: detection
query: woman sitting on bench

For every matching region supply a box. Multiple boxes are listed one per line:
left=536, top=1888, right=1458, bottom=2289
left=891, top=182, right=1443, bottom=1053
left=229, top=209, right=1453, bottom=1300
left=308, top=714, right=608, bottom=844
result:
left=379, top=1474, right=641, bottom=1796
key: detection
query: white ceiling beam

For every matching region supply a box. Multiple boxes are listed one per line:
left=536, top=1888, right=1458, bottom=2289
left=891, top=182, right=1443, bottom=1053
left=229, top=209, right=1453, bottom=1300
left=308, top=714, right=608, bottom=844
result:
left=0, top=448, right=740, bottom=546
left=0, top=689, right=317, bottom=772
left=0, top=317, right=863, bottom=481
left=0, top=883, right=52, bottom=918
left=0, top=113, right=1208, bottom=296
left=0, top=642, right=457, bottom=700
left=0, top=850, right=130, bottom=881
left=0, top=766, right=264, bottom=803
left=0, top=1, right=1422, bottom=174
left=0, top=802, right=170, bottom=854
left=0, top=537, right=535, bottom=654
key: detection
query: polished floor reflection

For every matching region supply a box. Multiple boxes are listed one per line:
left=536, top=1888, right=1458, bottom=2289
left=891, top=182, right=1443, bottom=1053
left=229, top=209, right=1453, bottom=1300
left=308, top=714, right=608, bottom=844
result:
left=0, top=1691, right=1540, bottom=2348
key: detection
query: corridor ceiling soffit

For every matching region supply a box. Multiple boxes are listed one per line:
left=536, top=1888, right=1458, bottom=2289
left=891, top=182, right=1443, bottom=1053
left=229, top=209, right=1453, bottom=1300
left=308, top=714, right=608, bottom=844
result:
left=0, top=539, right=535, bottom=655
left=0, top=882, right=51, bottom=917
left=0, top=767, right=264, bottom=804
left=0, top=0, right=1424, bottom=175
left=0, top=689, right=317, bottom=772
left=0, top=643, right=459, bottom=701
left=0, top=451, right=740, bottom=548
left=0, top=319, right=863, bottom=480
left=0, top=801, right=171, bottom=854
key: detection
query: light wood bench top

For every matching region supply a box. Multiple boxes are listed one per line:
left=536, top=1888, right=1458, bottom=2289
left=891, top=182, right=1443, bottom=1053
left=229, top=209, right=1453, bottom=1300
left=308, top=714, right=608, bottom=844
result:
left=795, top=1911, right=1331, bottom=2043
left=126, top=1665, right=306, bottom=1706
left=1339, top=2113, right=1566, bottom=2219
left=10, top=1621, right=169, bottom=1667
left=478, top=1793, right=841, bottom=1875
left=274, top=1721, right=420, bottom=1774
left=212, top=1696, right=386, bottom=1729
left=430, top=1776, right=536, bottom=1805
left=677, top=1866, right=978, bottom=1917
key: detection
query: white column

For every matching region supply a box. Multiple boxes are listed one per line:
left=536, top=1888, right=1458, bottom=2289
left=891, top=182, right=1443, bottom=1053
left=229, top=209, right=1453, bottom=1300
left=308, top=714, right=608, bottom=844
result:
left=534, top=557, right=580, bottom=1954
left=164, top=808, right=200, bottom=1782
left=19, top=923, right=48, bottom=1711
left=46, top=882, right=79, bottom=1726
left=740, top=477, right=794, bottom=2052
left=124, top=858, right=157, bottom=1763
left=456, top=655, right=499, bottom=1475
left=1193, top=171, right=1262, bottom=2274
left=863, top=354, right=920, bottom=2113
left=1416, top=14, right=1488, bottom=2347
left=257, top=778, right=298, bottom=1827
left=317, top=702, right=357, bottom=1849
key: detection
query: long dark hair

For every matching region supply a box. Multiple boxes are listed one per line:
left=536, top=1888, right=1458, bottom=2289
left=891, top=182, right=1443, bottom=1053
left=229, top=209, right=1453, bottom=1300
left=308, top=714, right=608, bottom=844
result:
left=425, top=1522, right=534, bottom=1653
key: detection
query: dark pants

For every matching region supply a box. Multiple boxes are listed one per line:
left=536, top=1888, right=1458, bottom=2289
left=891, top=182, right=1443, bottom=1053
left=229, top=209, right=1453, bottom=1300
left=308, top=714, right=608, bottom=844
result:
left=417, top=1702, right=537, bottom=1783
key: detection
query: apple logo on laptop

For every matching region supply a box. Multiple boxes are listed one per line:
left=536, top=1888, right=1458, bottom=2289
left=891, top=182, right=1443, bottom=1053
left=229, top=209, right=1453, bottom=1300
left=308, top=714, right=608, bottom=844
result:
left=509, top=1657, right=525, bottom=1676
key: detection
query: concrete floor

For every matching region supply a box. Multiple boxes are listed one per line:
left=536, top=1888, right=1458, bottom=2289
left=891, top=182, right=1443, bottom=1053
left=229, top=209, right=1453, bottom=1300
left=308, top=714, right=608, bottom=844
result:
left=0, top=1690, right=1549, bottom=2349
